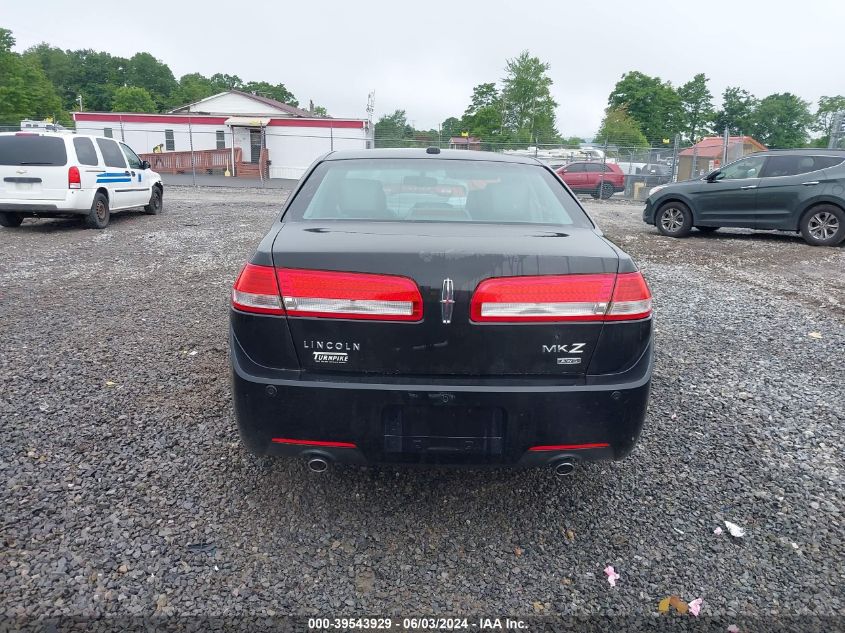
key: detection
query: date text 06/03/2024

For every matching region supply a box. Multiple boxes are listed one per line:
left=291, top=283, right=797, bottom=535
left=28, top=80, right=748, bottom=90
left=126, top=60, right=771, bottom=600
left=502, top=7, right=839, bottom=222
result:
left=306, top=617, right=529, bottom=630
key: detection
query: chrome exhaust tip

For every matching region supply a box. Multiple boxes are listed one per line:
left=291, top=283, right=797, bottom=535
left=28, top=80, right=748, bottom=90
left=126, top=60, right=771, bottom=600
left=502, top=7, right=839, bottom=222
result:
left=554, top=461, right=575, bottom=477
left=307, top=457, right=329, bottom=473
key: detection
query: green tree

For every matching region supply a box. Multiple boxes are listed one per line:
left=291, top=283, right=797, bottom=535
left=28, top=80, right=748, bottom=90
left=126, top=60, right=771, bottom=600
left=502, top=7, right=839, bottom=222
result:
left=749, top=93, right=813, bottom=148
left=242, top=81, right=299, bottom=107
left=608, top=71, right=682, bottom=143
left=0, top=27, right=13, bottom=52
left=125, top=52, right=177, bottom=110
left=0, top=29, right=63, bottom=123
left=464, top=82, right=499, bottom=115
left=594, top=107, right=648, bottom=148
left=66, top=49, right=128, bottom=112
left=560, top=136, right=584, bottom=147
left=440, top=116, right=463, bottom=142
left=678, top=73, right=714, bottom=142
left=22, top=43, right=75, bottom=111
left=501, top=51, right=559, bottom=144
left=374, top=110, right=414, bottom=147
left=209, top=73, right=243, bottom=91
left=713, top=87, right=758, bottom=135
left=172, top=73, right=216, bottom=107
left=462, top=82, right=504, bottom=140
left=812, top=95, right=845, bottom=145
left=112, top=86, right=157, bottom=113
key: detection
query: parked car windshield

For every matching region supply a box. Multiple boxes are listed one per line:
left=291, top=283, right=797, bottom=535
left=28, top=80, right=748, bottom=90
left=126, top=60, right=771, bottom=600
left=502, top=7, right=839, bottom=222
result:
left=287, top=158, right=591, bottom=226
left=0, top=135, right=67, bottom=166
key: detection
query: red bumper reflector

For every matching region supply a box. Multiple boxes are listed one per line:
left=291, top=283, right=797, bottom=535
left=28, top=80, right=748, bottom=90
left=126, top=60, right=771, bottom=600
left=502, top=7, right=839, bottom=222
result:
left=271, top=438, right=357, bottom=448
left=528, top=442, right=610, bottom=452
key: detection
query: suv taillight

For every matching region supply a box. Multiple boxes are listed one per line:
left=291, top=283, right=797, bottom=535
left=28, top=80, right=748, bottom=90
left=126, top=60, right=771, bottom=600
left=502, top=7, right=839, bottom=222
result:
left=470, top=272, right=652, bottom=322
left=68, top=166, right=81, bottom=189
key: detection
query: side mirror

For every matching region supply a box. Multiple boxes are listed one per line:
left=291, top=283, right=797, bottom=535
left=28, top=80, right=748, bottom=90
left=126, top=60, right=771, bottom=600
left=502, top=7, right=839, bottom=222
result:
left=705, top=170, right=721, bottom=182
left=140, top=160, right=151, bottom=170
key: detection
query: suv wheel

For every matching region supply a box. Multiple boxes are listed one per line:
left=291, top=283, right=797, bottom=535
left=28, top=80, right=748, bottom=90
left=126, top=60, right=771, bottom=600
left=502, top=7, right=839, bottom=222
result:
left=800, top=205, right=845, bottom=246
left=0, top=212, right=23, bottom=228
left=86, top=192, right=110, bottom=229
left=656, top=201, right=693, bottom=238
left=144, top=187, right=163, bottom=215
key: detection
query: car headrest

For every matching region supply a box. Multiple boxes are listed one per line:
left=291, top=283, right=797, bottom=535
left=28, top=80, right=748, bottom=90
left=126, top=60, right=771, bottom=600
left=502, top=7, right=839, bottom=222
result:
left=467, top=181, right=529, bottom=222
left=338, top=178, right=389, bottom=219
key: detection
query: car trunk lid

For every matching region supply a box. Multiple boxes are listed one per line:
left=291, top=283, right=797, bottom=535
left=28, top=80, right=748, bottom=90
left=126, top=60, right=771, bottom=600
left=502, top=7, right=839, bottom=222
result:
left=271, top=221, right=620, bottom=376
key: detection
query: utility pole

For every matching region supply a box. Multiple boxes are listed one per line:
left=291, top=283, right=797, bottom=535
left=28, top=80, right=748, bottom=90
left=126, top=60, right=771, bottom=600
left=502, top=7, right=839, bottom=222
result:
left=829, top=111, right=845, bottom=149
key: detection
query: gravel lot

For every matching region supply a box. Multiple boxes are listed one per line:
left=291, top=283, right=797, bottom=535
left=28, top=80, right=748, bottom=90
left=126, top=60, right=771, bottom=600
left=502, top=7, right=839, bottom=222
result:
left=1, top=187, right=843, bottom=625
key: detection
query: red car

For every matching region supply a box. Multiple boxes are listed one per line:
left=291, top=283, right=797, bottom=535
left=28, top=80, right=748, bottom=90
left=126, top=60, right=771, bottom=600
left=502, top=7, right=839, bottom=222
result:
left=556, top=161, right=625, bottom=199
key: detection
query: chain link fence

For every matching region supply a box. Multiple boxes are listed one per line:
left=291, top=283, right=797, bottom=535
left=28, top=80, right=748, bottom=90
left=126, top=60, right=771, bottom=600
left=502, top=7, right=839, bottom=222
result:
left=371, top=132, right=770, bottom=200
left=0, top=120, right=804, bottom=198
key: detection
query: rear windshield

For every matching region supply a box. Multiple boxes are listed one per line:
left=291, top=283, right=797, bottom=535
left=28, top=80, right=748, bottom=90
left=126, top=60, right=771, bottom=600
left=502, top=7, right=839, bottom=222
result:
left=286, top=158, right=591, bottom=226
left=0, top=135, right=67, bottom=166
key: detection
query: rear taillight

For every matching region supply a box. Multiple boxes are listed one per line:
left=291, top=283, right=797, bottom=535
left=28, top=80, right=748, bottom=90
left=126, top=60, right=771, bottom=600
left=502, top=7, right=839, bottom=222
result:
left=276, top=268, right=423, bottom=321
left=68, top=166, right=81, bottom=189
left=232, top=263, right=284, bottom=315
left=470, top=272, right=651, bottom=323
left=605, top=272, right=653, bottom=320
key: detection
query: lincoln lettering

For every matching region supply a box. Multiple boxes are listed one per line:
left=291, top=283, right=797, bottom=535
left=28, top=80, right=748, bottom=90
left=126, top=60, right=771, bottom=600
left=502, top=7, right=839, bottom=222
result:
left=303, top=341, right=361, bottom=351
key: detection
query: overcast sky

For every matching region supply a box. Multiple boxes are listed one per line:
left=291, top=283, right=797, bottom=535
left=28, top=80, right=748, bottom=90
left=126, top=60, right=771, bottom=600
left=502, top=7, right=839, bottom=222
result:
left=5, top=1, right=845, bottom=135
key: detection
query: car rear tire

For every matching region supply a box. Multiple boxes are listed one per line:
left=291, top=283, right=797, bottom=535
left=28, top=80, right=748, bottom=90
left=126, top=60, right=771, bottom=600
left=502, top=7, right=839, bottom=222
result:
left=86, top=193, right=110, bottom=229
left=144, top=187, right=162, bottom=215
left=596, top=182, right=614, bottom=200
left=656, top=201, right=693, bottom=238
left=0, top=212, right=23, bottom=228
left=696, top=226, right=719, bottom=233
left=800, top=205, right=845, bottom=246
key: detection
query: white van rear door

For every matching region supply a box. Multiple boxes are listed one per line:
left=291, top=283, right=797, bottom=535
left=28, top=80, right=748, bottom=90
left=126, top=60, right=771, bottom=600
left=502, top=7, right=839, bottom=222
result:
left=0, top=134, right=69, bottom=201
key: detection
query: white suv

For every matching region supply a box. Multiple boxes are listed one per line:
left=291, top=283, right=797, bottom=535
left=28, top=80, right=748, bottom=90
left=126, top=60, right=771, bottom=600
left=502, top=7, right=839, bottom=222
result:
left=0, top=132, right=163, bottom=229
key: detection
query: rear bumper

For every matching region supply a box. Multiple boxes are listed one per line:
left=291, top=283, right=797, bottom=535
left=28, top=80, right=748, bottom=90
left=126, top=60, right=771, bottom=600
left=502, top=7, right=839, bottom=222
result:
left=230, top=330, right=653, bottom=467
left=0, top=191, right=94, bottom=215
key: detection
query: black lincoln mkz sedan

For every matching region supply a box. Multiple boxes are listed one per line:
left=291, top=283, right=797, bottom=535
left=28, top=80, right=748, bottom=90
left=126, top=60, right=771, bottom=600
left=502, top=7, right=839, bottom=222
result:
left=643, top=149, right=845, bottom=246
left=230, top=149, right=653, bottom=473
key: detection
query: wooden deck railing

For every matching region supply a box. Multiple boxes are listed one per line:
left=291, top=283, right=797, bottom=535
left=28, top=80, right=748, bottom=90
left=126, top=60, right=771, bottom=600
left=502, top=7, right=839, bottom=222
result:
left=139, top=148, right=242, bottom=175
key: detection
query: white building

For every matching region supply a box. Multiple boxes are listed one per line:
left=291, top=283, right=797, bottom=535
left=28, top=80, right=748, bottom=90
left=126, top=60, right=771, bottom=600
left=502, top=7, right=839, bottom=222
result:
left=72, top=90, right=372, bottom=180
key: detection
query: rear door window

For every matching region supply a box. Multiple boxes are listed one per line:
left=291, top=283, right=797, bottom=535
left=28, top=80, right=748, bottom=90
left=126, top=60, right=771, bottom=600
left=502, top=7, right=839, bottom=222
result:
left=760, top=154, right=843, bottom=177
left=0, top=135, right=68, bottom=166
left=96, top=138, right=127, bottom=169
left=813, top=156, right=845, bottom=169
left=73, top=137, right=99, bottom=166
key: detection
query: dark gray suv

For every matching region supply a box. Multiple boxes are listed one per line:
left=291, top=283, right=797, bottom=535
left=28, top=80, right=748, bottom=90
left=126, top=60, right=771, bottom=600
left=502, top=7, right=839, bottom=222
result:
left=642, top=149, right=845, bottom=246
